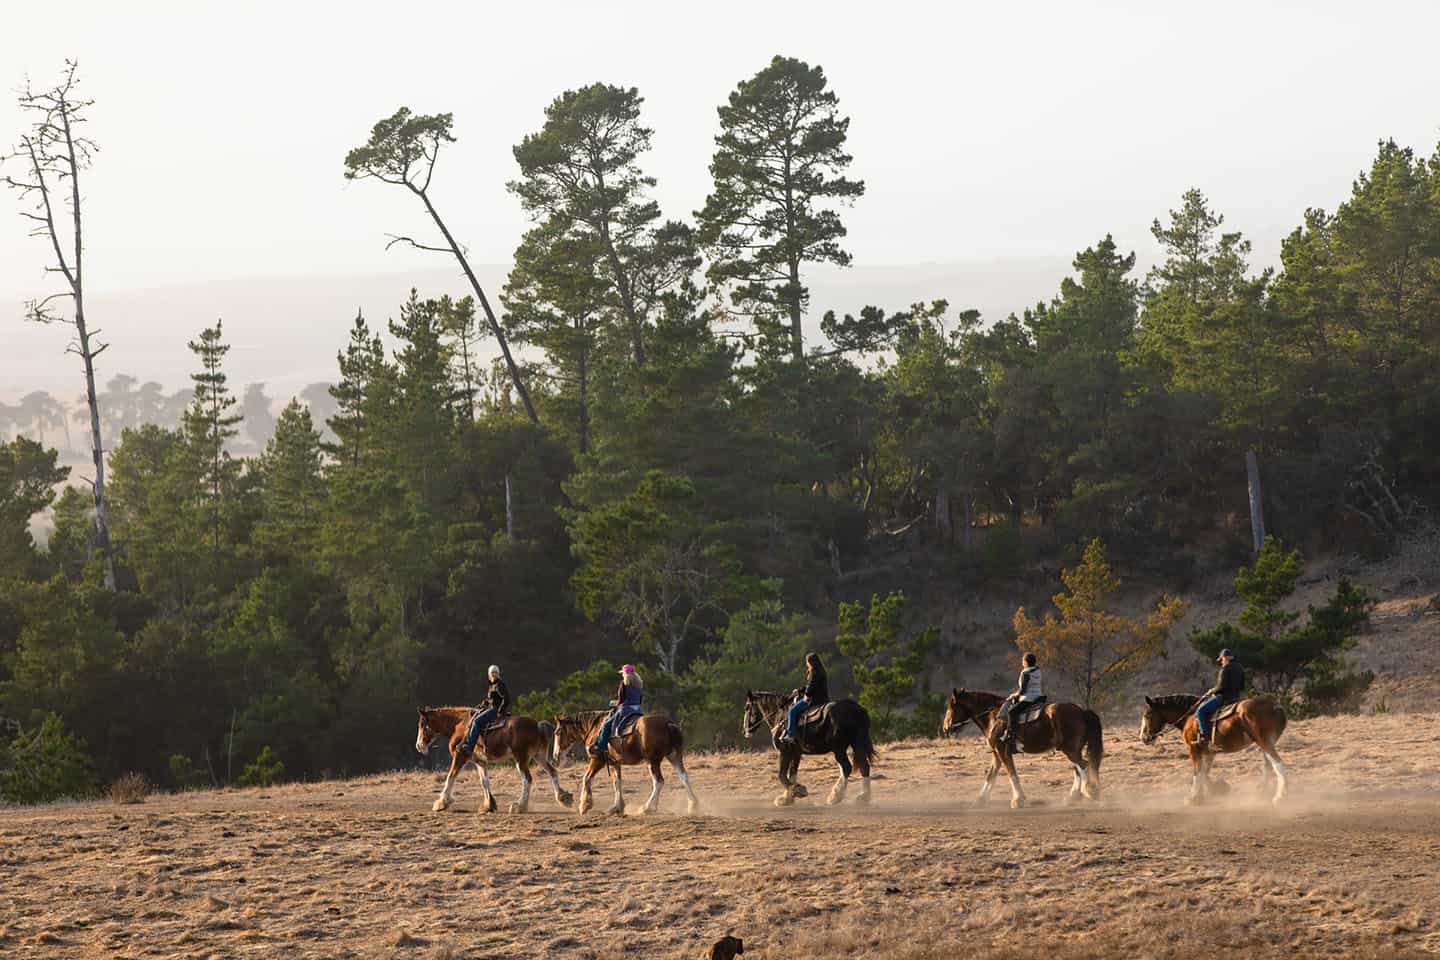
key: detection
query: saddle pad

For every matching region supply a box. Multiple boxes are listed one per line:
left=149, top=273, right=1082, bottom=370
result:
left=802, top=704, right=828, bottom=725
left=1214, top=701, right=1241, bottom=723
left=473, top=714, right=509, bottom=735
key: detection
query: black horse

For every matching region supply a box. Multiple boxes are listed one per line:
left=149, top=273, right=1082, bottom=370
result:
left=742, top=690, right=877, bottom=806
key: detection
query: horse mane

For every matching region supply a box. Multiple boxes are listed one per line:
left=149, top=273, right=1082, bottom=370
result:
left=749, top=691, right=793, bottom=705
left=1148, top=694, right=1200, bottom=710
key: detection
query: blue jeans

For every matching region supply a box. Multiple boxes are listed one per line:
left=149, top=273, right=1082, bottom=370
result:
left=785, top=698, right=809, bottom=739
left=462, top=708, right=496, bottom=752
left=1194, top=694, right=1222, bottom=738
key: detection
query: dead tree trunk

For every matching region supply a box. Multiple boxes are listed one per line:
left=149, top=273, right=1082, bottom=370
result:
left=1246, top=449, right=1265, bottom=553
left=4, top=62, right=116, bottom=590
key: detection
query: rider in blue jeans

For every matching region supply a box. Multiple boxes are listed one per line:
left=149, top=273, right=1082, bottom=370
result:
left=1195, top=648, right=1244, bottom=748
left=778, top=653, right=828, bottom=745
left=590, top=664, right=643, bottom=758
left=460, top=665, right=510, bottom=754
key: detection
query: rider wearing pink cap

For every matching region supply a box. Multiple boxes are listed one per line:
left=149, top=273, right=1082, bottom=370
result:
left=590, top=664, right=644, bottom=758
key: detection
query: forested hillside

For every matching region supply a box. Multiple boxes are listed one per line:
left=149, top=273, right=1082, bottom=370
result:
left=3, top=56, right=1438, bottom=800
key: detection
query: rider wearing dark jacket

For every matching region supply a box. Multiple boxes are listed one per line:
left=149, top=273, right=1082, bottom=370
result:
left=461, top=665, right=512, bottom=753
left=781, top=653, right=828, bottom=743
left=1195, top=649, right=1244, bottom=747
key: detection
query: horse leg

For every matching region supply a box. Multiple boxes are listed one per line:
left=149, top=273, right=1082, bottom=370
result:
left=977, top=750, right=999, bottom=805
left=477, top=762, right=498, bottom=814
left=432, top=750, right=465, bottom=812
left=607, top=763, right=626, bottom=816
left=827, top=748, right=851, bottom=805
left=542, top=759, right=574, bottom=808
left=1261, top=741, right=1289, bottom=805
left=1001, top=749, right=1026, bottom=809
left=577, top=760, right=598, bottom=815
left=669, top=753, right=699, bottom=815
left=790, top=754, right=809, bottom=799
left=641, top=758, right=665, bottom=814
left=853, top=746, right=872, bottom=806
left=774, top=748, right=797, bottom=806
left=508, top=758, right=532, bottom=814
left=1064, top=749, right=1084, bottom=805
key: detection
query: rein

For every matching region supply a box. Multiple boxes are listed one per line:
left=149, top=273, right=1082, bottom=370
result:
left=745, top=692, right=792, bottom=736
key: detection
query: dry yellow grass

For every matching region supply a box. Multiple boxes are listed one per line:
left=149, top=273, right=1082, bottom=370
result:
left=2, top=713, right=1439, bottom=958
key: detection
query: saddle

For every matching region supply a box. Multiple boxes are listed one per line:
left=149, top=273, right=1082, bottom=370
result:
left=474, top=713, right=511, bottom=736
left=774, top=702, right=831, bottom=741
left=1013, top=701, right=1046, bottom=726
left=1213, top=701, right=1241, bottom=724
left=612, top=710, right=643, bottom=739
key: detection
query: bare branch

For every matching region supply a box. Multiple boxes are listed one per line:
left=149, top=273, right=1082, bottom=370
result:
left=384, top=233, right=453, bottom=255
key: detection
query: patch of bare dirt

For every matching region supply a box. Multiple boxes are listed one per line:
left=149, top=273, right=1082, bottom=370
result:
left=3, top=714, right=1439, bottom=958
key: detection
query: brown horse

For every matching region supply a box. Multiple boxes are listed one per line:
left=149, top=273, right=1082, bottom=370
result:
left=553, top=711, right=698, bottom=816
left=414, top=707, right=573, bottom=813
left=942, top=688, right=1103, bottom=808
left=1140, top=694, right=1289, bottom=805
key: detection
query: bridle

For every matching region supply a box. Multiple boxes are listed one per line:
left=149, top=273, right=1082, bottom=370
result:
left=943, top=693, right=998, bottom=737
left=742, top=693, right=789, bottom=739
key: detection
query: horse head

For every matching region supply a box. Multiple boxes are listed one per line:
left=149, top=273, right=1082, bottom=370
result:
left=942, top=687, right=971, bottom=735
left=415, top=706, right=439, bottom=754
left=742, top=691, right=765, bottom=739
left=1140, top=695, right=1194, bottom=744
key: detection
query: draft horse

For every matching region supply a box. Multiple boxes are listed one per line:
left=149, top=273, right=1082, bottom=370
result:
left=1140, top=694, right=1289, bottom=805
left=742, top=691, right=876, bottom=806
left=552, top=711, right=699, bottom=816
left=942, top=688, right=1103, bottom=808
left=414, top=707, right=573, bottom=814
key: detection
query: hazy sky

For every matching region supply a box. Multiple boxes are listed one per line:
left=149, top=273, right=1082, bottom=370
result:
left=3, top=0, right=1438, bottom=398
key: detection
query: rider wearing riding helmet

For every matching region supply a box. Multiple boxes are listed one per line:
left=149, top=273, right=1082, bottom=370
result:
left=590, top=664, right=644, bottom=758
left=460, top=664, right=511, bottom=754
left=999, top=652, right=1045, bottom=746
left=1195, top=648, right=1244, bottom=747
left=779, top=652, right=829, bottom=745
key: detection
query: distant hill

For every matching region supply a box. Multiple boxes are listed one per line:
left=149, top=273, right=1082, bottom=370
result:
left=2, top=258, right=1074, bottom=405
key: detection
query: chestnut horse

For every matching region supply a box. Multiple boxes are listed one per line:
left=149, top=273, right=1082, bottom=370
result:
left=942, top=687, right=1103, bottom=808
left=414, top=707, right=573, bottom=813
left=1140, top=694, right=1289, bottom=806
left=742, top=691, right=875, bottom=806
left=552, top=711, right=698, bottom=816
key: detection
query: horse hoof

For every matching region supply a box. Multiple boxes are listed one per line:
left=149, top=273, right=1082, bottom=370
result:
left=483, top=798, right=497, bottom=814
left=687, top=801, right=700, bottom=816
left=853, top=793, right=871, bottom=806
left=1010, top=797, right=1026, bottom=810
left=1184, top=794, right=1203, bottom=807
left=577, top=801, right=592, bottom=815
left=557, top=790, right=575, bottom=808
left=432, top=798, right=450, bottom=813
left=792, top=784, right=809, bottom=799
left=507, top=802, right=525, bottom=815
left=774, top=793, right=795, bottom=807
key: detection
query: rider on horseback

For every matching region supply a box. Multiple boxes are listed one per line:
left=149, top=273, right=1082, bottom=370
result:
left=590, top=664, right=644, bottom=759
left=778, top=652, right=828, bottom=745
left=1195, top=648, right=1244, bottom=748
left=999, top=653, right=1045, bottom=747
left=460, top=665, right=512, bottom=754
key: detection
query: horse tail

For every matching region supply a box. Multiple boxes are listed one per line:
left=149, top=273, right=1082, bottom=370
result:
left=666, top=720, right=685, bottom=758
left=853, top=711, right=878, bottom=767
left=1082, top=709, right=1104, bottom=775
left=537, top=719, right=558, bottom=767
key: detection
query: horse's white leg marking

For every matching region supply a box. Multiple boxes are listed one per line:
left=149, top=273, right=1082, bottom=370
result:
left=828, top=760, right=849, bottom=805
left=978, top=757, right=997, bottom=803
left=577, top=767, right=595, bottom=814
left=644, top=767, right=663, bottom=813
left=859, top=775, right=871, bottom=802
left=546, top=764, right=569, bottom=804
left=433, top=766, right=458, bottom=812
left=511, top=761, right=532, bottom=813
left=675, top=765, right=699, bottom=813
left=477, top=763, right=497, bottom=812
left=608, top=765, right=625, bottom=814
left=1268, top=751, right=1288, bottom=804
left=1006, top=764, right=1025, bottom=808
left=1067, top=763, right=1084, bottom=802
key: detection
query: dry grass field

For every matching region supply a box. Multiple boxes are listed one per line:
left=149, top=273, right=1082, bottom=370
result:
left=3, top=712, right=1440, bottom=959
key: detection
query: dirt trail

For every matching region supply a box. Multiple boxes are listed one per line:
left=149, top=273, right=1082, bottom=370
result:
left=3, top=714, right=1439, bottom=959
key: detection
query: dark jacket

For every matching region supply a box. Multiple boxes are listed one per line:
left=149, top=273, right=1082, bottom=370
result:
left=485, top=679, right=511, bottom=716
left=612, top=681, right=643, bottom=711
left=802, top=663, right=829, bottom=705
left=1212, top=661, right=1244, bottom=703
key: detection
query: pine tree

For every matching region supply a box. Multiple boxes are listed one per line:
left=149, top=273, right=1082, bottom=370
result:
left=254, top=400, right=326, bottom=561
left=183, top=319, right=243, bottom=562
left=697, top=56, right=865, bottom=361
left=326, top=311, right=385, bottom=469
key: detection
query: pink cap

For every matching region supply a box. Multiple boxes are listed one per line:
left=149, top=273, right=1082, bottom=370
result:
left=620, top=664, right=635, bottom=675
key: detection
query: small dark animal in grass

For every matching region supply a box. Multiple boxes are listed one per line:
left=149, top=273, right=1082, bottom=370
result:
left=704, top=934, right=744, bottom=959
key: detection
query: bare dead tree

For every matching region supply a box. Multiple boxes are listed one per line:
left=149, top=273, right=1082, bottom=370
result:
left=343, top=108, right=538, bottom=424
left=2, top=61, right=116, bottom=589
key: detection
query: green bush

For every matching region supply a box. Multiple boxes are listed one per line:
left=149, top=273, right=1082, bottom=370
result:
left=981, top=520, right=1025, bottom=582
left=236, top=745, right=285, bottom=787
left=0, top=713, right=99, bottom=805
left=169, top=753, right=210, bottom=790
